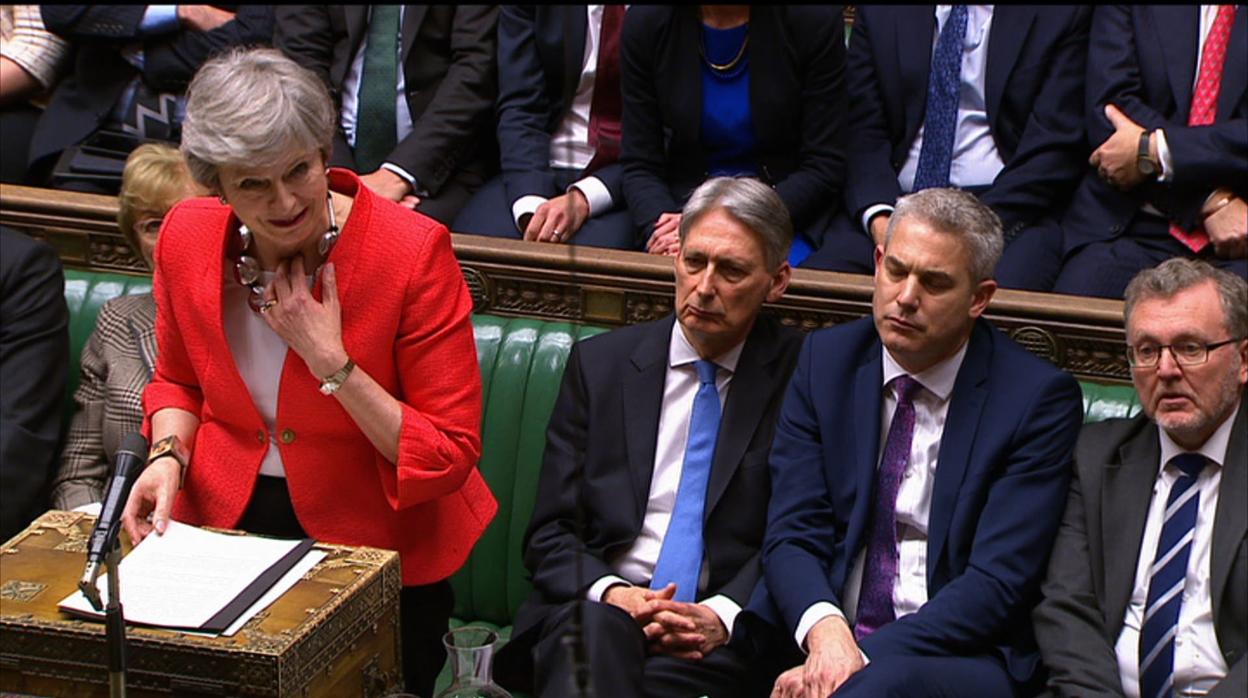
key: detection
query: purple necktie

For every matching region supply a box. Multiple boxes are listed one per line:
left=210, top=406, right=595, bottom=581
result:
left=855, top=375, right=923, bottom=640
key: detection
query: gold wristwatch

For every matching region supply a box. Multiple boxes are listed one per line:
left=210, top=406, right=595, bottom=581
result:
left=148, top=434, right=190, bottom=486
left=319, top=357, right=356, bottom=395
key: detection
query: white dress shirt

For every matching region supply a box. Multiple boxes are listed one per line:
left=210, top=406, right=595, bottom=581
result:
left=1113, top=401, right=1238, bottom=698
left=339, top=6, right=423, bottom=194
left=222, top=268, right=314, bottom=479
left=511, top=5, right=616, bottom=230
left=862, top=5, right=1006, bottom=233
left=795, top=341, right=969, bottom=651
left=586, top=321, right=746, bottom=634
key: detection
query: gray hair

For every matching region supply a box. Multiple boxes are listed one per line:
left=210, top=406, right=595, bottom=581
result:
left=180, top=48, right=336, bottom=192
left=886, top=188, right=1004, bottom=283
left=679, top=177, right=793, bottom=271
left=1124, top=258, right=1248, bottom=338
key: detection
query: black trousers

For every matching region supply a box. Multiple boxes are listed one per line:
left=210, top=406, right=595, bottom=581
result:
left=238, top=476, right=453, bottom=698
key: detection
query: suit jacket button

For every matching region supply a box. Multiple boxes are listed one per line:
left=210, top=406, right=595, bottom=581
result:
left=280, top=428, right=296, bottom=444
left=1111, top=224, right=1123, bottom=234
left=255, top=430, right=266, bottom=444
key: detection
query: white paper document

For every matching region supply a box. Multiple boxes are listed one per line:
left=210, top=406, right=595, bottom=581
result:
left=59, top=520, right=318, bottom=633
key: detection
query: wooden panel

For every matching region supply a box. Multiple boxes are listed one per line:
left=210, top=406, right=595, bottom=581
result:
left=0, top=184, right=1130, bottom=384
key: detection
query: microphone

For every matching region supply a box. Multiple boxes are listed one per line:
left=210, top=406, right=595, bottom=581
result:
left=79, top=433, right=149, bottom=610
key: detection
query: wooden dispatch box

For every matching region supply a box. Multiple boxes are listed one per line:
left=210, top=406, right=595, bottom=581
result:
left=0, top=510, right=403, bottom=697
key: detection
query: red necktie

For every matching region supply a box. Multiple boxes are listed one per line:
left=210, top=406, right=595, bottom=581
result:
left=1169, top=5, right=1236, bottom=253
left=585, top=5, right=625, bottom=174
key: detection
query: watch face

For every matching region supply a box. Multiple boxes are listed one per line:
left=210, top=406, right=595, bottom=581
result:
left=1139, top=158, right=1156, bottom=176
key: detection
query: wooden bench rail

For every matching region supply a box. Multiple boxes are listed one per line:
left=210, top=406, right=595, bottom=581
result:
left=0, top=183, right=1129, bottom=383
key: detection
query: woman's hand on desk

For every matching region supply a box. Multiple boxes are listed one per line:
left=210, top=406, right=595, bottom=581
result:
left=121, top=458, right=181, bottom=544
left=263, top=258, right=349, bottom=379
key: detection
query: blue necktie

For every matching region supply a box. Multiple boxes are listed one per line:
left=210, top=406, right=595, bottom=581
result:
left=913, top=5, right=968, bottom=191
left=1139, top=453, right=1207, bottom=698
left=651, top=360, right=722, bottom=602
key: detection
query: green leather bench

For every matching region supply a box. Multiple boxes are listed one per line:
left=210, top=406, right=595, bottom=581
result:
left=59, top=269, right=1140, bottom=692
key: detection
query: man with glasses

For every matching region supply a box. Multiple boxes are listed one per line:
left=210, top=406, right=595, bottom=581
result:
left=1035, top=257, right=1247, bottom=697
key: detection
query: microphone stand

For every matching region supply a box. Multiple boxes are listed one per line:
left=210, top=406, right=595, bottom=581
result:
left=80, top=535, right=128, bottom=698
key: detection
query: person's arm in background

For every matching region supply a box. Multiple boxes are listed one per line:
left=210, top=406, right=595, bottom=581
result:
left=0, top=228, right=69, bottom=541
left=1, top=5, right=69, bottom=107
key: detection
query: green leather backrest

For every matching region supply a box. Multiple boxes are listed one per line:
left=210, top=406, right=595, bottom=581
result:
left=61, top=269, right=152, bottom=416
left=454, top=316, right=608, bottom=626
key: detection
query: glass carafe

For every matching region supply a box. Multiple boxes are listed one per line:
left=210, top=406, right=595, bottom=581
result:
left=434, top=626, right=512, bottom=698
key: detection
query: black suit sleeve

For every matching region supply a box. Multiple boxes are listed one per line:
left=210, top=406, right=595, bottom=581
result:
left=980, top=6, right=1092, bottom=237
left=142, top=6, right=275, bottom=91
left=388, top=5, right=498, bottom=196
left=41, top=5, right=146, bottom=41
left=496, top=5, right=560, bottom=207
left=843, top=7, right=904, bottom=227
left=522, top=344, right=618, bottom=601
left=274, top=5, right=356, bottom=169
left=1032, top=453, right=1127, bottom=696
left=0, top=229, right=69, bottom=541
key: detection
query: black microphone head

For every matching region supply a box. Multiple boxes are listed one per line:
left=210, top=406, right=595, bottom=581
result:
left=117, top=433, right=149, bottom=463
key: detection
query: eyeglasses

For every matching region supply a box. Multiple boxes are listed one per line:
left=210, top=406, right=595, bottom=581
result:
left=1126, top=337, right=1245, bottom=368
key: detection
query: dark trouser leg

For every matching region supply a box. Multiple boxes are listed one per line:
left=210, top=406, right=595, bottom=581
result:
left=0, top=105, right=40, bottom=184
left=835, top=655, right=1019, bottom=698
left=799, top=210, right=876, bottom=274
left=452, top=175, right=518, bottom=237
left=417, top=166, right=490, bottom=227
left=995, top=217, right=1064, bottom=292
left=401, top=581, right=455, bottom=698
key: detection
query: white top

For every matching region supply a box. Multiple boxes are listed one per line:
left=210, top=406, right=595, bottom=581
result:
left=510, top=5, right=616, bottom=230
left=1114, top=401, right=1238, bottom=698
left=339, top=6, right=421, bottom=192
left=586, top=321, right=746, bottom=634
left=861, top=5, right=1006, bottom=232
left=221, top=269, right=313, bottom=479
left=795, top=340, right=969, bottom=652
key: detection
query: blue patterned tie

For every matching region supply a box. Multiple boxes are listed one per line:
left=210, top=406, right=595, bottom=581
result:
left=913, top=5, right=968, bottom=191
left=855, top=375, right=923, bottom=639
left=651, top=360, right=722, bottom=602
left=1139, top=453, right=1207, bottom=698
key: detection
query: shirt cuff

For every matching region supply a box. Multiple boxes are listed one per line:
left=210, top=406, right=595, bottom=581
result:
left=1155, top=129, right=1173, bottom=182
left=699, top=594, right=742, bottom=637
left=140, top=6, right=180, bottom=34
left=568, top=176, right=614, bottom=218
left=380, top=162, right=425, bottom=197
left=795, top=601, right=842, bottom=651
left=588, top=574, right=631, bottom=602
left=512, top=195, right=548, bottom=231
left=861, top=204, right=895, bottom=236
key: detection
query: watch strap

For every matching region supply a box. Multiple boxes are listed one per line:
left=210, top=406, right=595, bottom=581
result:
left=319, top=357, right=356, bottom=395
left=148, top=434, right=189, bottom=487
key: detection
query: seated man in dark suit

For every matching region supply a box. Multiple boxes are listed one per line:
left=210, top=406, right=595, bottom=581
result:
left=30, top=5, right=274, bottom=193
left=497, top=177, right=802, bottom=698
left=1035, top=258, right=1246, bottom=697
left=1, top=227, right=69, bottom=541
left=1054, top=5, right=1246, bottom=298
left=275, top=5, right=498, bottom=225
left=453, top=5, right=636, bottom=250
left=765, top=188, right=1084, bottom=697
left=802, top=5, right=1091, bottom=293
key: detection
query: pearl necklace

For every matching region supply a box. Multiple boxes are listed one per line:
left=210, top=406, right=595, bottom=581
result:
left=228, top=194, right=339, bottom=314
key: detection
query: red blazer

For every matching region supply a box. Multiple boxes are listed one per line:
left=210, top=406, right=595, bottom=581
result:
left=144, top=169, right=497, bottom=586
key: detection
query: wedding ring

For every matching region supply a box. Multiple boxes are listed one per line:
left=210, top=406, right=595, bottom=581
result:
left=259, top=299, right=278, bottom=313
left=552, top=229, right=561, bottom=241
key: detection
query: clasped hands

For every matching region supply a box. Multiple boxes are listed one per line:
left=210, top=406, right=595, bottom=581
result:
left=603, top=583, right=729, bottom=660
left=770, top=615, right=865, bottom=698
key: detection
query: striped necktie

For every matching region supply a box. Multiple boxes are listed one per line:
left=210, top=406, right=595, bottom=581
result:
left=651, top=359, right=722, bottom=602
left=1138, top=453, right=1208, bottom=698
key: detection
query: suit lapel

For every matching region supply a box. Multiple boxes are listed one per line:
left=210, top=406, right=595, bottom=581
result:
left=560, top=8, right=587, bottom=114
left=851, top=349, right=884, bottom=557
left=622, top=318, right=673, bottom=523
left=1217, top=8, right=1247, bottom=120
left=704, top=319, right=776, bottom=515
left=1102, top=424, right=1161, bottom=630
left=927, top=324, right=989, bottom=569
left=985, top=6, right=1035, bottom=133
left=343, top=6, right=368, bottom=56
left=1154, top=6, right=1199, bottom=115
left=897, top=6, right=937, bottom=143
left=1210, top=404, right=1247, bottom=625
left=400, top=5, right=428, bottom=67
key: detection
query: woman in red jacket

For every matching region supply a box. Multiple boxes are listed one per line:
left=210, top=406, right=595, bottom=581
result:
left=121, top=48, right=497, bottom=698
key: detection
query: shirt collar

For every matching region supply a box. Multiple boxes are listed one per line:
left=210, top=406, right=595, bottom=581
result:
left=1159, top=398, right=1241, bottom=471
left=669, top=321, right=745, bottom=374
left=881, top=340, right=969, bottom=403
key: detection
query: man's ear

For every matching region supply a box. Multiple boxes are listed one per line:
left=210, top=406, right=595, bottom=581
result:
left=968, top=278, right=998, bottom=319
left=767, top=262, right=792, bottom=303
